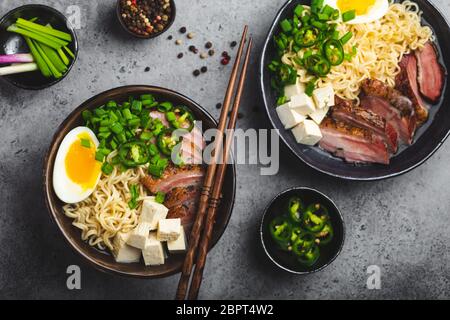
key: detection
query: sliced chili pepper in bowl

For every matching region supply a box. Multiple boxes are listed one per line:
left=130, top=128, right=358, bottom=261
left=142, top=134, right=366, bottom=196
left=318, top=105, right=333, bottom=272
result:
left=303, top=206, right=326, bottom=233
left=118, top=141, right=150, bottom=168
left=316, top=222, right=334, bottom=246
left=269, top=216, right=292, bottom=250
left=287, top=196, right=304, bottom=223
left=323, top=39, right=344, bottom=66
left=157, top=129, right=181, bottom=156
left=297, top=245, right=320, bottom=267
left=294, top=26, right=320, bottom=48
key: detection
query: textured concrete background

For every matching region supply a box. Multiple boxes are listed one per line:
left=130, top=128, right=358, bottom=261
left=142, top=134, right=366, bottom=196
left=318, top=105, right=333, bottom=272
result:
left=1, top=0, right=450, bottom=300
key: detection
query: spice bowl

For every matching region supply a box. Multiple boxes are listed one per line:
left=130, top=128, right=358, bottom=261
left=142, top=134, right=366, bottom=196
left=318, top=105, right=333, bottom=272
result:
left=260, top=187, right=345, bottom=275
left=116, top=0, right=176, bottom=39
left=0, top=4, right=78, bottom=90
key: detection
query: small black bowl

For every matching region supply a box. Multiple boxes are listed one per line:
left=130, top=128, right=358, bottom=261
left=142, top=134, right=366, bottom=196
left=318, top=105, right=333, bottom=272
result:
left=260, top=187, right=345, bottom=275
left=116, top=0, right=176, bottom=39
left=0, top=4, right=78, bottom=90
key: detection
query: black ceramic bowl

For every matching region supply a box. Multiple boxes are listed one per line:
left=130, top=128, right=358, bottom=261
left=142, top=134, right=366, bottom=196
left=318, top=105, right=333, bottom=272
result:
left=0, top=4, right=78, bottom=90
left=260, top=187, right=345, bottom=274
left=259, top=0, right=450, bottom=181
left=116, top=0, right=176, bottom=39
left=43, top=85, right=236, bottom=278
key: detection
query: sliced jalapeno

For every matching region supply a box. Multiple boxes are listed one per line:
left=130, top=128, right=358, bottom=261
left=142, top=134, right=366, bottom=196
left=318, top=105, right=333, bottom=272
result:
left=323, top=39, right=344, bottom=66
left=292, top=232, right=315, bottom=257
left=118, top=141, right=150, bottom=168
left=294, top=26, right=320, bottom=48
left=269, top=216, right=293, bottom=251
left=157, top=129, right=181, bottom=156
left=303, top=206, right=325, bottom=233
left=305, top=54, right=331, bottom=77
left=297, top=245, right=320, bottom=267
left=170, top=106, right=195, bottom=132
left=316, top=222, right=334, bottom=246
left=287, top=197, right=304, bottom=223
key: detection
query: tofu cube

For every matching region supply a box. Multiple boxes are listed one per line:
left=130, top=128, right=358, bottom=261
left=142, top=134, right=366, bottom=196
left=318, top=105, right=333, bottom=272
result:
left=112, top=232, right=141, bottom=264
left=309, top=106, right=330, bottom=125
left=157, top=219, right=181, bottom=242
left=284, top=79, right=305, bottom=101
left=126, top=222, right=151, bottom=249
left=142, top=233, right=165, bottom=266
left=167, top=228, right=187, bottom=254
left=312, top=85, right=335, bottom=109
left=140, top=200, right=169, bottom=230
left=292, top=120, right=323, bottom=146
left=289, top=94, right=316, bottom=116
left=276, top=103, right=306, bottom=129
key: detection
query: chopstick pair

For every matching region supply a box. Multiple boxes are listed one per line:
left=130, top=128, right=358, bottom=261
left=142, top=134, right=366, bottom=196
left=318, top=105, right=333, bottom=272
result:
left=175, top=25, right=253, bottom=300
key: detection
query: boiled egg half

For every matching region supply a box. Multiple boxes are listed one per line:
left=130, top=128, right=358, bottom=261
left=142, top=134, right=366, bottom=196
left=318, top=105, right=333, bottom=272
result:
left=53, top=127, right=102, bottom=204
left=324, top=0, right=389, bottom=24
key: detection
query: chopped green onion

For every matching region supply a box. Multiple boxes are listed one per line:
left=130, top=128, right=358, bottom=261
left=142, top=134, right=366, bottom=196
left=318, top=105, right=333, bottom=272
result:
left=158, top=102, right=173, bottom=112
left=155, top=192, right=166, bottom=204
left=95, top=151, right=105, bottom=162
left=24, top=36, right=51, bottom=77
left=294, top=4, right=305, bottom=17
left=101, top=162, right=114, bottom=175
left=280, top=19, right=292, bottom=32
left=342, top=10, right=356, bottom=23
left=110, top=122, right=124, bottom=134
left=340, top=32, right=353, bottom=45
left=80, top=138, right=91, bottom=148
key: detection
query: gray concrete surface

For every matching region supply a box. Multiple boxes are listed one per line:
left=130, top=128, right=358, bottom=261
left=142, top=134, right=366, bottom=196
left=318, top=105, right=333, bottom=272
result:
left=1, top=0, right=450, bottom=300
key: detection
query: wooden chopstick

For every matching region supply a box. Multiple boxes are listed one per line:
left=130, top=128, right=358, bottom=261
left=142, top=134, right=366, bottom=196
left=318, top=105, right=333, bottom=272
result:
left=175, top=25, right=249, bottom=300
left=187, top=37, right=253, bottom=300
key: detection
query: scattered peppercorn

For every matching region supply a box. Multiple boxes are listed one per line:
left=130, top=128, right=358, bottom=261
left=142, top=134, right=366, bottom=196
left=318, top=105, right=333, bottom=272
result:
left=205, top=42, right=213, bottom=49
left=179, top=26, right=187, bottom=34
left=119, top=0, right=173, bottom=37
left=230, top=41, right=237, bottom=48
left=189, top=45, right=196, bottom=52
left=200, top=52, right=208, bottom=59
left=208, top=49, right=215, bottom=56
left=193, top=69, right=201, bottom=77
left=144, top=66, right=150, bottom=72
left=167, top=35, right=173, bottom=40
left=222, top=51, right=229, bottom=58
left=175, top=39, right=182, bottom=45
left=187, top=32, right=195, bottom=39
left=201, top=66, right=208, bottom=73
left=216, top=103, right=222, bottom=109
left=221, top=57, right=230, bottom=65
left=177, top=53, right=184, bottom=59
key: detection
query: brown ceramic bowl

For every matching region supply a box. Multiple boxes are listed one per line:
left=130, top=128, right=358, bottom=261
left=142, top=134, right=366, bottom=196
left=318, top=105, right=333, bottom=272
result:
left=116, top=0, right=176, bottom=39
left=43, top=85, right=236, bottom=278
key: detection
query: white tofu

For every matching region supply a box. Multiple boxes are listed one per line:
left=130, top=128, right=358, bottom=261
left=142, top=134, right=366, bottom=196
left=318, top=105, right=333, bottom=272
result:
left=140, top=200, right=169, bottom=230
left=142, top=233, right=165, bottom=266
left=284, top=79, right=305, bottom=101
left=157, top=219, right=181, bottom=242
left=292, top=120, right=323, bottom=146
left=309, top=105, right=330, bottom=125
left=112, top=232, right=141, bottom=264
left=126, top=222, right=151, bottom=249
left=289, top=94, right=316, bottom=116
left=312, top=85, right=335, bottom=109
left=167, top=228, right=187, bottom=253
left=276, top=103, right=306, bottom=129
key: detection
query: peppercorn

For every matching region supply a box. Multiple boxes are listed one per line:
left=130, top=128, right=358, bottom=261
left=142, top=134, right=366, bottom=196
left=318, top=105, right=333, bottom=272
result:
left=193, top=69, right=200, bottom=77
left=230, top=41, right=237, bottom=48
left=216, top=103, right=222, bottom=109
left=179, top=26, right=187, bottom=33
left=208, top=49, right=215, bottom=56
left=205, top=42, right=213, bottom=49
left=167, top=35, right=173, bottom=40
left=144, top=66, right=150, bottom=72
left=177, top=53, right=184, bottom=59
left=221, top=57, right=230, bottom=65
left=201, top=66, right=208, bottom=73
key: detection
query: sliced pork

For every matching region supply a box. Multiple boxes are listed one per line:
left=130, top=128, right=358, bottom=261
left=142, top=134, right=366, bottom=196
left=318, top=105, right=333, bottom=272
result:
left=141, top=164, right=205, bottom=194
left=396, top=54, right=429, bottom=124
left=164, top=186, right=201, bottom=226
left=319, top=117, right=390, bottom=165
left=416, top=42, right=445, bottom=103
left=361, top=79, right=415, bottom=117
left=360, top=96, right=416, bottom=145
left=332, top=97, right=398, bottom=153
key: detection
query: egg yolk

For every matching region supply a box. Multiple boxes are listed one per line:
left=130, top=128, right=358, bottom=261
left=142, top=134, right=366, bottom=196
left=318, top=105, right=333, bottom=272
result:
left=65, top=133, right=101, bottom=190
left=337, top=0, right=376, bottom=15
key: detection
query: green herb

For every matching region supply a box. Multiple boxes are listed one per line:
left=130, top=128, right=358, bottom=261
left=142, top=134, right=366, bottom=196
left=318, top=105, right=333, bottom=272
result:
left=101, top=162, right=114, bottom=175
left=128, top=185, right=139, bottom=210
